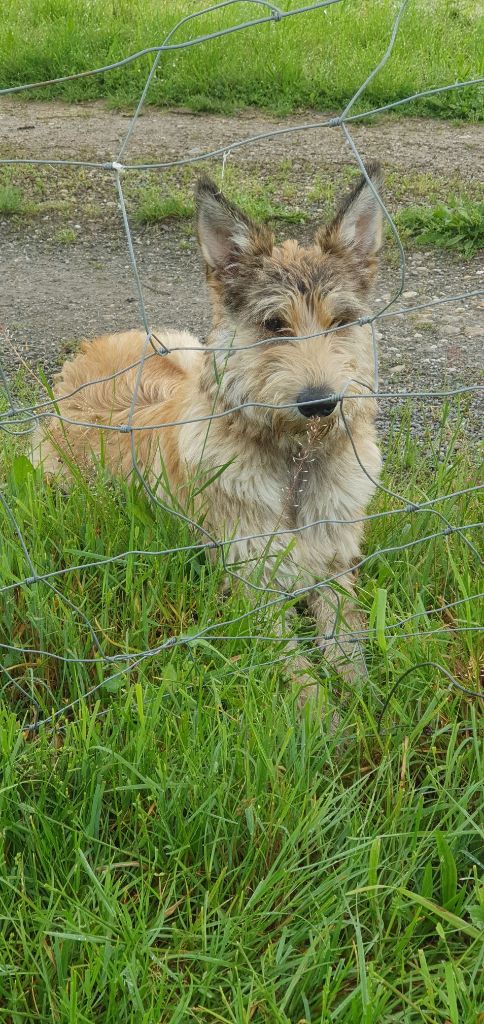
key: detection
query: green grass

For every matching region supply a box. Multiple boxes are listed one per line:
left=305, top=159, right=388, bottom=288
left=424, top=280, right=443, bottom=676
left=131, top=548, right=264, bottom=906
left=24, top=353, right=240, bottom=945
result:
left=0, top=183, right=23, bottom=214
left=0, top=0, right=482, bottom=120
left=0, top=387, right=482, bottom=1020
left=0, top=182, right=28, bottom=214
left=133, top=176, right=307, bottom=225
left=134, top=188, right=194, bottom=224
left=54, top=225, right=77, bottom=243
left=396, top=198, right=484, bottom=257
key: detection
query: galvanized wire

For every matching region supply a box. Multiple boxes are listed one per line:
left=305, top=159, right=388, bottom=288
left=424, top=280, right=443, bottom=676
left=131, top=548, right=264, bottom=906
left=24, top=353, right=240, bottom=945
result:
left=0, top=0, right=482, bottom=732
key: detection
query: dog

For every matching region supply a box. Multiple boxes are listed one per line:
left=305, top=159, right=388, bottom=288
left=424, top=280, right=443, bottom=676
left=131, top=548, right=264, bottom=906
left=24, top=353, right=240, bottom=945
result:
left=32, top=164, right=383, bottom=706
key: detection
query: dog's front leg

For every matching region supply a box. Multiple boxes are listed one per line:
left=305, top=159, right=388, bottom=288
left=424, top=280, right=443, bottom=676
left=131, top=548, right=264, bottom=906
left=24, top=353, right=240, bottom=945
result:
left=259, top=546, right=338, bottom=711
left=224, top=537, right=325, bottom=710
left=266, top=606, right=329, bottom=711
left=307, top=575, right=367, bottom=684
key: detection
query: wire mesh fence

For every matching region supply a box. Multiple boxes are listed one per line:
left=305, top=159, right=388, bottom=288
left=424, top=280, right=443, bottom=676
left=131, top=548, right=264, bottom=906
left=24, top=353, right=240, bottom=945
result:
left=0, top=0, right=482, bottom=733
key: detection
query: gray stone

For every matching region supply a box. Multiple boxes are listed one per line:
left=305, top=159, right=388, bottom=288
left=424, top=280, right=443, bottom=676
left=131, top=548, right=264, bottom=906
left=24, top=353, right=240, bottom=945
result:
left=440, top=326, right=462, bottom=337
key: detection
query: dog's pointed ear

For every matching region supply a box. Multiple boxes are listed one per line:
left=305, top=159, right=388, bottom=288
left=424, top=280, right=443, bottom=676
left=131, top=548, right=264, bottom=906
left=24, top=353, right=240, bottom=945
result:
left=195, top=176, right=273, bottom=274
left=318, top=162, right=384, bottom=262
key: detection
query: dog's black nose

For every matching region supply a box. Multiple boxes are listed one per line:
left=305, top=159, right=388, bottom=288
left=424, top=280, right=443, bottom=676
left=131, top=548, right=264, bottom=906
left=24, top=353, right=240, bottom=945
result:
left=296, top=388, right=338, bottom=418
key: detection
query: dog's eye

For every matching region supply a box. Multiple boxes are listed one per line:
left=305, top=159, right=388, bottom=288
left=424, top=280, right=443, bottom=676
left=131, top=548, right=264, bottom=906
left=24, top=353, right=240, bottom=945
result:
left=331, top=317, right=350, bottom=329
left=331, top=309, right=359, bottom=330
left=264, top=316, right=287, bottom=336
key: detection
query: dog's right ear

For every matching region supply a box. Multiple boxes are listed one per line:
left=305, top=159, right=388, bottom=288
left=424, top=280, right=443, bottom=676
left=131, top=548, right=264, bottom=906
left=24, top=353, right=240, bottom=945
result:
left=195, top=177, right=273, bottom=275
left=318, top=162, right=384, bottom=262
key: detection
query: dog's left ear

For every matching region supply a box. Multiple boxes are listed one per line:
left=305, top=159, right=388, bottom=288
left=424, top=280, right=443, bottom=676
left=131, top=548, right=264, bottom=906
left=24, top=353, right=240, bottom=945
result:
left=318, top=162, right=384, bottom=265
left=195, top=176, right=273, bottom=276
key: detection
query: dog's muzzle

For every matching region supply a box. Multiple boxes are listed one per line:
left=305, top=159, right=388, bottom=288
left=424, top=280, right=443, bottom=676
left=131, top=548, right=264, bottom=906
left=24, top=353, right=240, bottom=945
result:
left=296, top=387, right=339, bottom=418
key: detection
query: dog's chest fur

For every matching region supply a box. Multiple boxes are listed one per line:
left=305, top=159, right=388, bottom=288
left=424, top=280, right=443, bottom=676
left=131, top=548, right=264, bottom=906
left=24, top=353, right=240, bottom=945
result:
left=181, top=414, right=379, bottom=578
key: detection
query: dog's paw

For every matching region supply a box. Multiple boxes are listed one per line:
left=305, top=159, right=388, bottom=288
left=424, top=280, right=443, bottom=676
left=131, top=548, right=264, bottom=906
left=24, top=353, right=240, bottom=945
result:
left=317, top=637, right=368, bottom=683
left=291, top=672, right=340, bottom=731
left=293, top=678, right=321, bottom=710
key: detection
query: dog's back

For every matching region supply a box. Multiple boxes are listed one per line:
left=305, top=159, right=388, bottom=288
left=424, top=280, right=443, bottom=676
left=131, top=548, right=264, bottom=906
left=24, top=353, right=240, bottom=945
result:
left=32, top=328, right=203, bottom=486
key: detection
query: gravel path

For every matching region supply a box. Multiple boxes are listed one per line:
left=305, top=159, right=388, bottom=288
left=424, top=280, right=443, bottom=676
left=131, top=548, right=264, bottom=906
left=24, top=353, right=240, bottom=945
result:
left=1, top=98, right=482, bottom=178
left=1, top=99, right=482, bottom=437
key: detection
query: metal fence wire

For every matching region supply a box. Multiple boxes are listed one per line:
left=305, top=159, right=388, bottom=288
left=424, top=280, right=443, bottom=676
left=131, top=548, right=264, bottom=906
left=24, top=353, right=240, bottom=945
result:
left=0, top=0, right=482, bottom=733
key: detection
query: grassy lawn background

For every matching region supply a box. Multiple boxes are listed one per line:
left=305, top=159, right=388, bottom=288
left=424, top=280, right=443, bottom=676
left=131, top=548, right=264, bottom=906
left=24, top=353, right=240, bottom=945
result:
left=0, top=0, right=482, bottom=119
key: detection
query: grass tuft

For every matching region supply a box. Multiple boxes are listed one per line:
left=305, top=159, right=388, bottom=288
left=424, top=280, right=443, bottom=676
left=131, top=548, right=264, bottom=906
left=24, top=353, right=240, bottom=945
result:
left=0, top=183, right=26, bottom=214
left=397, top=198, right=484, bottom=256
left=133, top=177, right=307, bottom=225
left=54, top=225, right=77, bottom=243
left=134, top=187, right=194, bottom=224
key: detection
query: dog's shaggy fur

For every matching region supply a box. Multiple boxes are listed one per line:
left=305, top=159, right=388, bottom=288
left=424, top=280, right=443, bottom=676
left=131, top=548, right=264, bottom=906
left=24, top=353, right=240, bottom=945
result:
left=33, top=164, right=384, bottom=704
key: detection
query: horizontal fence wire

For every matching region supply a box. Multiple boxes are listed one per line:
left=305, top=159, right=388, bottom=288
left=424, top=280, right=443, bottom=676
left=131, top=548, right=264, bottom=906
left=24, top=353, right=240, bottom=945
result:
left=0, top=0, right=483, bottom=733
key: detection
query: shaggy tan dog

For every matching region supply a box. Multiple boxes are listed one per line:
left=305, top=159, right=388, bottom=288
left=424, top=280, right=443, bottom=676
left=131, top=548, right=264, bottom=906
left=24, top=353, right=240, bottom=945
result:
left=33, top=164, right=384, bottom=704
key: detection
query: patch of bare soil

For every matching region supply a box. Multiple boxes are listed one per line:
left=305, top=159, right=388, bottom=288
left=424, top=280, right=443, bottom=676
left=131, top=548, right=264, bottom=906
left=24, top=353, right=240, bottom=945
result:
left=1, top=100, right=482, bottom=437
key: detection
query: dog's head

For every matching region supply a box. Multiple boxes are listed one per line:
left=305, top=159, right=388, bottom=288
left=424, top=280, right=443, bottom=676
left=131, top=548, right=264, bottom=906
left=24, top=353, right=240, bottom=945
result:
left=196, top=165, right=383, bottom=438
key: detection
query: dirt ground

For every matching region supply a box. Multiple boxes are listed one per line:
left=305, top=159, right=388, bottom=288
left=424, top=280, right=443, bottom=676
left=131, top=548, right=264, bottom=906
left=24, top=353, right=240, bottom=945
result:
left=0, top=99, right=482, bottom=437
